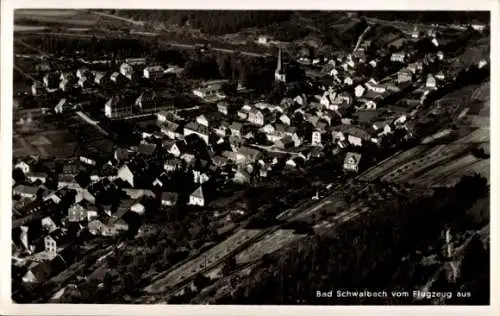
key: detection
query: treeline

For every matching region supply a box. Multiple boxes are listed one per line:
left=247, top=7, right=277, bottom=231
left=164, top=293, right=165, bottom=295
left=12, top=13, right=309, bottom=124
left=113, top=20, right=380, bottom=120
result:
left=359, top=11, right=490, bottom=25
left=113, top=10, right=293, bottom=35
left=214, top=174, right=489, bottom=305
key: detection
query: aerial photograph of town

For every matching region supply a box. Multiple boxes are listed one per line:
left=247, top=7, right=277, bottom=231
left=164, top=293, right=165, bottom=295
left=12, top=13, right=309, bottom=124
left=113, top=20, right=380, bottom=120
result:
left=11, top=9, right=490, bottom=305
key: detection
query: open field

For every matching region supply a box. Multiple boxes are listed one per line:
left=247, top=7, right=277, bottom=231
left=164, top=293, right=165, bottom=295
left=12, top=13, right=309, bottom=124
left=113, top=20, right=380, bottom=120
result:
left=15, top=9, right=132, bottom=29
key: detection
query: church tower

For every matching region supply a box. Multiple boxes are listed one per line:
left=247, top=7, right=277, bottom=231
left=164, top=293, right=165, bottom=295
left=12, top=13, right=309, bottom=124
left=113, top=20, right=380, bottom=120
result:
left=275, top=47, right=286, bottom=83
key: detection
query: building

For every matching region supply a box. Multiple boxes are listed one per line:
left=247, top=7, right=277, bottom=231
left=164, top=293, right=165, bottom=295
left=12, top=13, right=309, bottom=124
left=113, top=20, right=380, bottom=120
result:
left=68, top=203, right=87, bottom=222
left=426, top=74, right=437, bottom=89
left=398, top=69, right=413, bottom=83
left=119, top=63, right=134, bottom=80
left=161, top=192, right=178, bottom=207
left=196, top=114, right=209, bottom=127
left=229, top=122, right=243, bottom=138
left=94, top=72, right=110, bottom=86
left=31, top=81, right=44, bottom=96
left=44, top=229, right=70, bottom=254
left=257, top=35, right=270, bottom=45
left=13, top=185, right=38, bottom=200
left=193, top=83, right=224, bottom=99
left=311, top=130, right=322, bottom=146
left=143, top=65, right=164, bottom=79
left=343, top=152, right=362, bottom=173
left=131, top=202, right=146, bottom=215
left=275, top=47, right=286, bottom=83
left=188, top=186, right=205, bottom=206
left=248, top=109, right=264, bottom=126
left=78, top=76, right=92, bottom=89
left=184, top=122, right=210, bottom=144
left=76, top=67, right=90, bottom=79
left=390, top=52, right=406, bottom=63
left=354, top=84, right=366, bottom=98
left=43, top=73, right=59, bottom=90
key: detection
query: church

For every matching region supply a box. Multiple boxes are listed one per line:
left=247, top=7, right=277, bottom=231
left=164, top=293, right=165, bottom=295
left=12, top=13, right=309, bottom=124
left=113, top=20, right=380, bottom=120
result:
left=274, top=47, right=287, bottom=83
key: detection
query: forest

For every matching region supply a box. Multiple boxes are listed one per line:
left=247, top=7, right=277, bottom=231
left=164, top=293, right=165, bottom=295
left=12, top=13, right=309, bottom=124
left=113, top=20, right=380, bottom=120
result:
left=111, top=10, right=294, bottom=35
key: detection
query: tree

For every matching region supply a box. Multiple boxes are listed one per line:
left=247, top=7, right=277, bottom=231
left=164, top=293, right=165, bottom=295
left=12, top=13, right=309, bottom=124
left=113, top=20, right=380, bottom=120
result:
left=193, top=273, right=210, bottom=290
left=222, top=256, right=237, bottom=275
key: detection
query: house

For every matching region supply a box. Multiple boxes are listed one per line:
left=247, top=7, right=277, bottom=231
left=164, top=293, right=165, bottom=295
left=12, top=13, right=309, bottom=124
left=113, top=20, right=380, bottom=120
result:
left=53, top=98, right=69, bottom=114
left=193, top=83, right=224, bottom=99
left=311, top=130, right=322, bottom=146
left=162, top=155, right=183, bottom=172
left=196, top=114, right=209, bottom=127
left=13, top=185, right=39, bottom=200
left=257, top=35, right=271, bottom=45
left=79, top=153, right=97, bottom=166
left=114, top=148, right=130, bottom=162
left=398, top=69, right=413, bottom=83
left=76, top=67, right=90, bottom=79
left=435, top=71, right=445, bottom=81
left=68, top=203, right=87, bottom=222
left=14, top=160, right=32, bottom=174
left=188, top=186, right=205, bottom=206
left=411, top=26, right=420, bottom=39
left=130, top=202, right=146, bottom=215
left=437, top=51, right=444, bottom=61
left=275, top=136, right=295, bottom=149
left=78, top=76, right=92, bottom=89
left=159, top=121, right=182, bottom=140
left=103, top=219, right=129, bottom=236
left=333, top=125, right=372, bottom=147
left=161, top=192, right=179, bottom=207
left=344, top=76, right=354, bottom=86
left=125, top=57, right=146, bottom=65
left=44, top=229, right=70, bottom=254
left=478, top=59, right=488, bottom=69
left=32, top=81, right=44, bottom=96
left=233, top=170, right=251, bottom=184
left=184, top=122, right=210, bottom=144
left=279, top=114, right=291, bottom=126
left=426, top=74, right=437, bottom=89
left=117, top=164, right=135, bottom=187
left=119, top=63, right=134, bottom=80
left=137, top=143, right=157, bottom=157
left=26, top=172, right=48, bottom=184
left=22, top=261, right=51, bottom=283
left=229, top=122, right=243, bottom=138
left=248, top=109, right=264, bottom=126
left=59, top=79, right=73, bottom=92
left=110, top=72, right=125, bottom=84
left=343, top=152, right=362, bottom=173
left=365, top=80, right=386, bottom=94
left=94, top=72, right=110, bottom=86
left=390, top=52, right=406, bottom=63
left=217, top=102, right=229, bottom=115
left=143, top=65, right=164, bottom=79
left=354, top=84, right=366, bottom=98
left=41, top=217, right=58, bottom=233
left=43, top=72, right=59, bottom=89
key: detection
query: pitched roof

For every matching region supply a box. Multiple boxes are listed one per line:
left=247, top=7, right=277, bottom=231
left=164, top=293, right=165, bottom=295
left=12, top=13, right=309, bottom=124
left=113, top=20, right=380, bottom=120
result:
left=161, top=192, right=178, bottom=201
left=190, top=186, right=204, bottom=199
left=344, top=152, right=362, bottom=165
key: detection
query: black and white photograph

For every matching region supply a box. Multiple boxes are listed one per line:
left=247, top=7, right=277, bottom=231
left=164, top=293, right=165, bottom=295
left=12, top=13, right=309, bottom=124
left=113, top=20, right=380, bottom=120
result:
left=1, top=0, right=497, bottom=313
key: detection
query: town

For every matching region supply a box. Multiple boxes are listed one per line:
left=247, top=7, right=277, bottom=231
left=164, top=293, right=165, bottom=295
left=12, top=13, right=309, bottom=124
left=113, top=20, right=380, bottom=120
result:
left=11, top=10, right=490, bottom=305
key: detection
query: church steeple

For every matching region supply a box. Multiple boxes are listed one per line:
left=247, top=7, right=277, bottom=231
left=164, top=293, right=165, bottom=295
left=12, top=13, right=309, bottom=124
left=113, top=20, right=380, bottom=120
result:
left=275, top=47, right=286, bottom=83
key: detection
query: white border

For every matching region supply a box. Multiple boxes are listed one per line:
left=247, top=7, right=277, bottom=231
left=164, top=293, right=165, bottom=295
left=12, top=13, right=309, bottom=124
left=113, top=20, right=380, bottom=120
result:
left=1, top=0, right=499, bottom=315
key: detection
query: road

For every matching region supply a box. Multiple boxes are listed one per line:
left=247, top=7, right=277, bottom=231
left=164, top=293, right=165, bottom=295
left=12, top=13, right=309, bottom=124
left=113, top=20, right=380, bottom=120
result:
left=14, top=64, right=36, bottom=82
left=75, top=111, right=110, bottom=136
left=15, top=39, right=49, bottom=56
left=86, top=10, right=145, bottom=26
